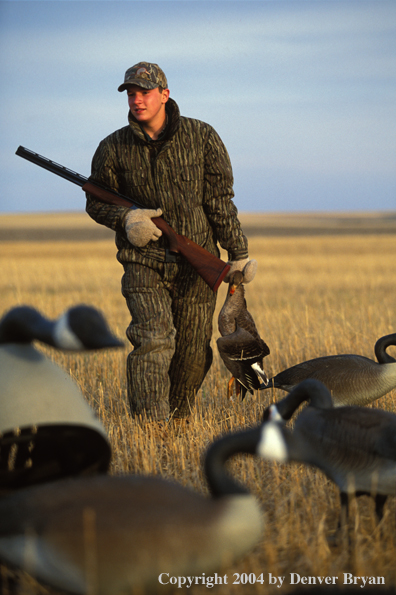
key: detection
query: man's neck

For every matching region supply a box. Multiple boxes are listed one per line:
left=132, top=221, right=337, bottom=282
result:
left=141, top=113, right=167, bottom=141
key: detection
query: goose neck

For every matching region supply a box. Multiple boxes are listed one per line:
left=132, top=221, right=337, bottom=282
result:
left=375, top=333, right=396, bottom=364
left=276, top=379, right=333, bottom=420
left=204, top=426, right=262, bottom=498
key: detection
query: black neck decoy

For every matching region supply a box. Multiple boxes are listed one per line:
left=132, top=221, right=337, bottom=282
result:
left=0, top=305, right=123, bottom=490
left=217, top=271, right=270, bottom=400
left=261, top=379, right=396, bottom=525
left=262, top=333, right=396, bottom=407
left=0, top=425, right=264, bottom=595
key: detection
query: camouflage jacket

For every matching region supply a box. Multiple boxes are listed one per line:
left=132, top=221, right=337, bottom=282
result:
left=85, top=98, right=248, bottom=264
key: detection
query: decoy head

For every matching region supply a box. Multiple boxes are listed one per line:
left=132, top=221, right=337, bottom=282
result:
left=374, top=332, right=396, bottom=364
left=262, top=379, right=333, bottom=423
left=0, top=306, right=49, bottom=345
left=60, top=305, right=124, bottom=351
left=0, top=305, right=123, bottom=351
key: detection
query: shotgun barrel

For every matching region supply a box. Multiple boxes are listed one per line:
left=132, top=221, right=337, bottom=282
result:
left=16, top=146, right=230, bottom=291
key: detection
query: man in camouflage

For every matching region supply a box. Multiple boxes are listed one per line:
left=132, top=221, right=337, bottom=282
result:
left=86, top=62, right=256, bottom=423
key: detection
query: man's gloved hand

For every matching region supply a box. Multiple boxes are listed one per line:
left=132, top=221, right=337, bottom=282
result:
left=224, top=257, right=257, bottom=284
left=124, top=208, right=163, bottom=248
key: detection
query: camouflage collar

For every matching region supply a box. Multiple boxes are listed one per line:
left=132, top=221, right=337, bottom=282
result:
left=128, top=98, right=180, bottom=144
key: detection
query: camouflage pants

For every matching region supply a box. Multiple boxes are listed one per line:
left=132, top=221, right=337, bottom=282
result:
left=121, top=258, right=216, bottom=420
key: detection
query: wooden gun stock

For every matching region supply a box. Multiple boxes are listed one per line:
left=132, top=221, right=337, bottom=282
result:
left=82, top=181, right=230, bottom=291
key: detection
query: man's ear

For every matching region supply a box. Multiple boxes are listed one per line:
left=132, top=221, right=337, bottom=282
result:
left=161, top=88, right=170, bottom=103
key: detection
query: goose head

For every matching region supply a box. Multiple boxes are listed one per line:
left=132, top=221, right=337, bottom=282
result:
left=228, top=270, right=244, bottom=296
left=0, top=305, right=123, bottom=350
left=374, top=332, right=396, bottom=364
left=263, top=378, right=333, bottom=423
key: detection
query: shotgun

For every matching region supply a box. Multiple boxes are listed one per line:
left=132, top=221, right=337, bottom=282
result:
left=15, top=146, right=230, bottom=291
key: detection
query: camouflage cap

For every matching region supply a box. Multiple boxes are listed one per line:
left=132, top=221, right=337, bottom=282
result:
left=118, top=62, right=168, bottom=92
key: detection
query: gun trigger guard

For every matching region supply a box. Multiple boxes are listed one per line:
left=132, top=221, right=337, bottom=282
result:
left=165, top=249, right=178, bottom=263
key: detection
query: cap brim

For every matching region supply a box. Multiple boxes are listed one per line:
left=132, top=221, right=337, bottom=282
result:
left=118, top=80, right=159, bottom=92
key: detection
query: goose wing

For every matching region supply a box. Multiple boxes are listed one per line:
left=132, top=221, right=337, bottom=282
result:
left=217, top=326, right=269, bottom=394
left=269, top=354, right=376, bottom=391
left=297, top=406, right=396, bottom=457
left=295, top=406, right=396, bottom=493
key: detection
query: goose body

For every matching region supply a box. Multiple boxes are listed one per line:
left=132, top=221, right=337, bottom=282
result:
left=261, top=379, right=396, bottom=522
left=0, top=305, right=123, bottom=489
left=217, top=271, right=270, bottom=399
left=263, top=333, right=396, bottom=406
left=0, top=428, right=264, bottom=595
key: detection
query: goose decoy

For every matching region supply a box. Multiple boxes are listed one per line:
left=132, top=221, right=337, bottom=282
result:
left=0, top=425, right=264, bottom=595
left=262, top=333, right=396, bottom=407
left=0, top=305, right=123, bottom=490
left=261, top=379, right=396, bottom=526
left=0, top=304, right=124, bottom=350
left=217, top=270, right=270, bottom=399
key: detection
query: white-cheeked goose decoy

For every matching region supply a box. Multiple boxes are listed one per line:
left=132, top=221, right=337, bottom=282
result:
left=262, top=332, right=396, bottom=407
left=0, top=305, right=123, bottom=490
left=261, top=379, right=396, bottom=526
left=217, top=270, right=270, bottom=400
left=0, top=426, right=264, bottom=595
left=0, top=304, right=124, bottom=351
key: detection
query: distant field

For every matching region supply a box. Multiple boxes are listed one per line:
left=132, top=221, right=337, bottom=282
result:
left=0, top=210, right=395, bottom=241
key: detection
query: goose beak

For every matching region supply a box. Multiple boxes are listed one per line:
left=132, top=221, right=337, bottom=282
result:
left=96, top=333, right=125, bottom=349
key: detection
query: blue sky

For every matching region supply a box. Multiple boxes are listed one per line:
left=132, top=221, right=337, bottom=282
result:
left=1, top=1, right=395, bottom=214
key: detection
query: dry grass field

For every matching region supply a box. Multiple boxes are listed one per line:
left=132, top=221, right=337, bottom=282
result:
left=0, top=211, right=395, bottom=595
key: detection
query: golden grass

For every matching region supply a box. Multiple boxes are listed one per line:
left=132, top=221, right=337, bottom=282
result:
left=0, top=222, right=395, bottom=594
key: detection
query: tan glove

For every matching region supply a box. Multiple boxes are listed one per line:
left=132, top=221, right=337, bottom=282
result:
left=124, top=208, right=163, bottom=248
left=224, top=258, right=257, bottom=284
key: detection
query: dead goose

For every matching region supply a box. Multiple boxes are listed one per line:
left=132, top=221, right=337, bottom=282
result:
left=217, top=270, right=270, bottom=399
left=261, top=379, right=396, bottom=525
left=0, top=305, right=123, bottom=490
left=0, top=425, right=264, bottom=595
left=262, top=332, right=396, bottom=407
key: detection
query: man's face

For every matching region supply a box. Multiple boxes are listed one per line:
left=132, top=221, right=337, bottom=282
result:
left=127, top=85, right=169, bottom=127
